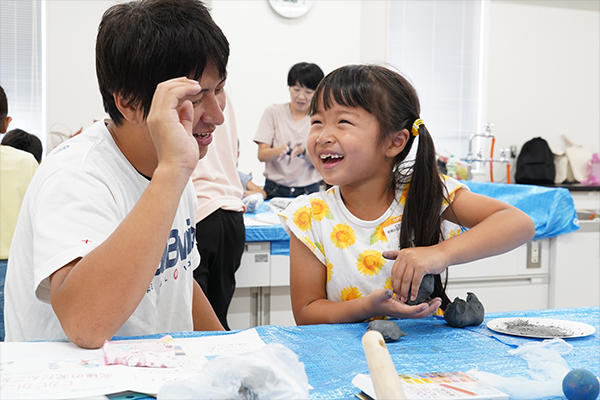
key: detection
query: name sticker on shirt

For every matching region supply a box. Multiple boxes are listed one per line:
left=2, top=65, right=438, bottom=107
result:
left=383, top=222, right=401, bottom=243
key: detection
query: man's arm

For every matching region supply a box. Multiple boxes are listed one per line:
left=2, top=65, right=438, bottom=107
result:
left=49, top=78, right=205, bottom=349
left=192, top=280, right=224, bottom=331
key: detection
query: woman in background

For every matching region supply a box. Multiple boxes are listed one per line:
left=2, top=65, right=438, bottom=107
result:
left=254, top=62, right=324, bottom=199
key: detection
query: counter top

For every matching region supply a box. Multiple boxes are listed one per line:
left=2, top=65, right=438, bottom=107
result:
left=543, top=183, right=600, bottom=191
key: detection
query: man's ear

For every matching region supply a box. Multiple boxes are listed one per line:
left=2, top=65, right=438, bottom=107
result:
left=385, top=128, right=410, bottom=158
left=0, top=116, right=12, bottom=133
left=113, top=93, right=144, bottom=124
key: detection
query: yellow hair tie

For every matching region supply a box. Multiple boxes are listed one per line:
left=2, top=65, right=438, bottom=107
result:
left=411, top=118, right=424, bottom=136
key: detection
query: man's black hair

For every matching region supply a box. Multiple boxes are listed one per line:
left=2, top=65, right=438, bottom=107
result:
left=287, top=62, right=324, bottom=91
left=96, top=0, right=229, bottom=125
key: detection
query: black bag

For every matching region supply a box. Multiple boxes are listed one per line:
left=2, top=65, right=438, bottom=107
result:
left=515, top=137, right=555, bottom=184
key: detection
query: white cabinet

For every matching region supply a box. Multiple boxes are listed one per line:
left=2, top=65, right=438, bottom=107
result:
left=231, top=239, right=556, bottom=329
left=548, top=220, right=600, bottom=309
left=446, top=240, right=550, bottom=313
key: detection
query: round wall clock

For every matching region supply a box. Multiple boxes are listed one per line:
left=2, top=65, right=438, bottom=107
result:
left=268, top=0, right=312, bottom=19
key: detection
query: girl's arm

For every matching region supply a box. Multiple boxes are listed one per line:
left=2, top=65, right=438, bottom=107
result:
left=388, top=188, right=535, bottom=302
left=439, top=189, right=535, bottom=264
left=290, top=234, right=439, bottom=325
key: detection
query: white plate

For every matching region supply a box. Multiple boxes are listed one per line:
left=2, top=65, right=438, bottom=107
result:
left=487, top=317, right=596, bottom=339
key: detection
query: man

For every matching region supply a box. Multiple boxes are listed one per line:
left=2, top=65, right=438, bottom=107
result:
left=4, top=0, right=228, bottom=348
left=192, top=95, right=245, bottom=330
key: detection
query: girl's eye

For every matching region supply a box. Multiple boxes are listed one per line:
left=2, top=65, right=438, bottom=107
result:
left=311, top=119, right=322, bottom=125
left=339, top=119, right=352, bottom=125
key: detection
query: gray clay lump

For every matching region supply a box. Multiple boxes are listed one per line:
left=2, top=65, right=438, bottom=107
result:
left=405, top=274, right=435, bottom=305
left=367, top=320, right=407, bottom=342
left=444, top=292, right=485, bottom=328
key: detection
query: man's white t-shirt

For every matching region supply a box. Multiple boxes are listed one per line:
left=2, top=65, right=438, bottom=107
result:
left=4, top=121, right=200, bottom=341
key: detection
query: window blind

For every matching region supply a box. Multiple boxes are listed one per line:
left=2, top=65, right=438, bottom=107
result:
left=0, top=0, right=44, bottom=148
left=387, top=0, right=488, bottom=158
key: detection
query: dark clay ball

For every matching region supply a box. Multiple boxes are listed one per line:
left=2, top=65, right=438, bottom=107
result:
left=405, top=274, right=435, bottom=305
left=444, top=292, right=485, bottom=328
left=367, top=320, right=407, bottom=342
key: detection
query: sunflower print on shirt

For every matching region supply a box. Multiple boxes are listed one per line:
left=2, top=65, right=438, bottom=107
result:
left=326, top=260, right=333, bottom=282
left=384, top=277, right=393, bottom=290
left=340, top=286, right=363, bottom=301
left=293, top=206, right=312, bottom=231
left=310, top=198, right=333, bottom=221
left=356, top=249, right=385, bottom=276
left=370, top=215, right=402, bottom=244
left=330, top=223, right=356, bottom=249
left=301, top=236, right=316, bottom=252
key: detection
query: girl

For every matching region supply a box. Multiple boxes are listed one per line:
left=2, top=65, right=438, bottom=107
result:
left=280, top=65, right=535, bottom=325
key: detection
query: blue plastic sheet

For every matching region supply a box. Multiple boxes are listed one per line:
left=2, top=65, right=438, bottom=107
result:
left=244, top=182, right=579, bottom=255
left=117, top=307, right=600, bottom=400
left=465, top=181, right=579, bottom=240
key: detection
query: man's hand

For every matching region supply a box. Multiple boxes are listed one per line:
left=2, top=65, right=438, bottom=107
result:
left=145, top=77, right=203, bottom=174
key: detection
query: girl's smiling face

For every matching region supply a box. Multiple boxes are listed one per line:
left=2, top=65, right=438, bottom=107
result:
left=308, top=101, right=392, bottom=188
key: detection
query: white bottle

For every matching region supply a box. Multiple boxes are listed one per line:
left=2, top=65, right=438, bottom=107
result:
left=446, top=155, right=457, bottom=178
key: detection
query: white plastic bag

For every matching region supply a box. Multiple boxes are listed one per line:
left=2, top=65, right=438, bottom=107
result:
left=242, top=192, right=264, bottom=213
left=468, top=338, right=572, bottom=399
left=157, top=343, right=310, bottom=399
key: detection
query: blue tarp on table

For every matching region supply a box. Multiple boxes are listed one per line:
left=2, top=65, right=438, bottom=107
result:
left=117, top=307, right=600, bottom=400
left=244, top=182, right=580, bottom=255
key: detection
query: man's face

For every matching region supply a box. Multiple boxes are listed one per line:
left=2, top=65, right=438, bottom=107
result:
left=187, top=61, right=226, bottom=159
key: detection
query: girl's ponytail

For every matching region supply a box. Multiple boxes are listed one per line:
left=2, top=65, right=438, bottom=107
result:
left=399, top=122, right=451, bottom=309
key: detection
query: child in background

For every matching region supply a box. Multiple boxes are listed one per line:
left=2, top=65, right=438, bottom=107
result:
left=239, top=171, right=267, bottom=200
left=2, top=128, right=43, bottom=163
left=281, top=65, right=535, bottom=324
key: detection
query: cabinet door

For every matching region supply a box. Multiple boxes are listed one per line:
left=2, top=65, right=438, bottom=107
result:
left=446, top=276, right=549, bottom=313
left=549, top=221, right=600, bottom=308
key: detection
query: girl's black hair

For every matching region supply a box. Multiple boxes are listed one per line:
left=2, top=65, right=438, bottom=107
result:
left=287, top=62, right=324, bottom=91
left=309, top=64, right=453, bottom=309
left=96, top=0, right=229, bottom=125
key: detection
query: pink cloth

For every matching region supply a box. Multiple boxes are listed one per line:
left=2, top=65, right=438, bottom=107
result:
left=192, top=96, right=244, bottom=223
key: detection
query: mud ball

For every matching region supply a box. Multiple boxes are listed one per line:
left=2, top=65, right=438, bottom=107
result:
left=405, top=274, right=435, bottom=305
left=562, top=369, right=600, bottom=400
left=444, top=292, right=485, bottom=328
left=367, top=320, right=407, bottom=342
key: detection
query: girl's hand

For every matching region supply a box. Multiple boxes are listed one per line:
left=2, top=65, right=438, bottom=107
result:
left=383, top=246, right=449, bottom=303
left=146, top=77, right=202, bottom=174
left=367, top=289, right=441, bottom=319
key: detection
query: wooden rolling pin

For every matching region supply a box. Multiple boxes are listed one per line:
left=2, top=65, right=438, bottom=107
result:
left=361, top=330, right=406, bottom=399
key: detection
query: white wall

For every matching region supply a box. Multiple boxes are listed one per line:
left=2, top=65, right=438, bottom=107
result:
left=43, top=0, right=386, bottom=184
left=45, top=1, right=113, bottom=137
left=486, top=0, right=599, bottom=156
left=44, top=0, right=598, bottom=178
left=210, top=0, right=381, bottom=184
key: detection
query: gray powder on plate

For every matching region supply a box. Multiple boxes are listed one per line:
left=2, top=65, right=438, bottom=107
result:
left=502, top=319, right=572, bottom=337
